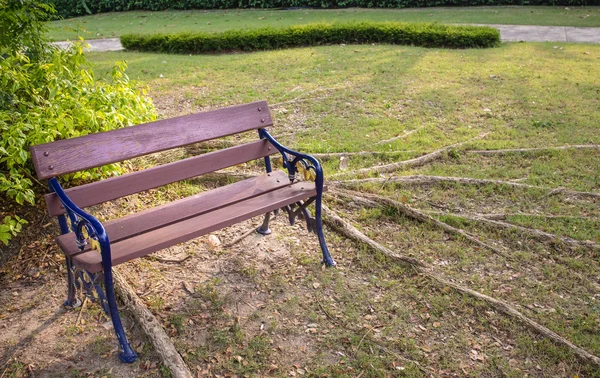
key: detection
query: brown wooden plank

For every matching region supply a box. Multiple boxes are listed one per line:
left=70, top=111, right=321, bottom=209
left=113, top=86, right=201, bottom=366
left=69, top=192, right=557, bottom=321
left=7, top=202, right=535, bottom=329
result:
left=61, top=182, right=318, bottom=273
left=45, top=139, right=276, bottom=217
left=31, top=100, right=273, bottom=179
left=56, top=170, right=290, bottom=247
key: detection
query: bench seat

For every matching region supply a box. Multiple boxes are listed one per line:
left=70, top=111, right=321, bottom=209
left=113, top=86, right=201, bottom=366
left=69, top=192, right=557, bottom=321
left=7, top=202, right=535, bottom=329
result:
left=57, top=170, right=323, bottom=273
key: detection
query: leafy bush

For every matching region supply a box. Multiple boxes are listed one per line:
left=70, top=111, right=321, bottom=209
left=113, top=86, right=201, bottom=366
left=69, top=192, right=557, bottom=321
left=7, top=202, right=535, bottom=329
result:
left=120, top=22, right=500, bottom=53
left=0, top=216, right=28, bottom=246
left=0, top=0, right=54, bottom=58
left=0, top=0, right=157, bottom=245
left=45, top=0, right=597, bottom=19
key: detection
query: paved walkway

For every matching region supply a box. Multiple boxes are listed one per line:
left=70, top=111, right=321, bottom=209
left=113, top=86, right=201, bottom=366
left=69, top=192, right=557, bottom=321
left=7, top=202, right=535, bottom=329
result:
left=54, top=24, right=600, bottom=51
left=479, top=24, right=600, bottom=43
left=54, top=38, right=124, bottom=52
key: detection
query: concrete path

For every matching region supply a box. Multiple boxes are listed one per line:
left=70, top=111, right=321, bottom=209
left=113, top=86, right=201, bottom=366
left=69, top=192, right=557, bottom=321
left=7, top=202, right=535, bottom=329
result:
left=54, top=24, right=600, bottom=51
left=54, top=38, right=124, bottom=52
left=479, top=24, right=600, bottom=43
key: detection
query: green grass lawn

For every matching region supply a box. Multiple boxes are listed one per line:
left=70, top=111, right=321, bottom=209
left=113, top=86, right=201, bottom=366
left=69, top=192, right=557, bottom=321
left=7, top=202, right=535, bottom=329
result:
left=58, top=40, right=600, bottom=376
left=88, top=42, right=600, bottom=164
left=48, top=6, right=600, bottom=40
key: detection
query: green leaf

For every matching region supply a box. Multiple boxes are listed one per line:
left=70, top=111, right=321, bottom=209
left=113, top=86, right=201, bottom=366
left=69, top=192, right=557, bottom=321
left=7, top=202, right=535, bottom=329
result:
left=0, top=0, right=156, bottom=246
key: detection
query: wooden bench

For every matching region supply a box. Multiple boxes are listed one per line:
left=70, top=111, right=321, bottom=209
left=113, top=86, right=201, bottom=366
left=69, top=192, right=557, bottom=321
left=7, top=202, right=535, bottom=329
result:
left=30, top=100, right=335, bottom=363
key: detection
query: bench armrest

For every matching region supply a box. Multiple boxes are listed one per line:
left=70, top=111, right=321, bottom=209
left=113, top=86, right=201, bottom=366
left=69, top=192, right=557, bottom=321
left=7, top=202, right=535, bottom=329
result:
left=49, top=178, right=112, bottom=269
left=258, top=128, right=325, bottom=188
left=259, top=128, right=335, bottom=267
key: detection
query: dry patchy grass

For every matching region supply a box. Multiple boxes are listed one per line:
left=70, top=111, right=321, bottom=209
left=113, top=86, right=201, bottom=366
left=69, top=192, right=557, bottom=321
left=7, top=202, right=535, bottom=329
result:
left=3, top=41, right=599, bottom=376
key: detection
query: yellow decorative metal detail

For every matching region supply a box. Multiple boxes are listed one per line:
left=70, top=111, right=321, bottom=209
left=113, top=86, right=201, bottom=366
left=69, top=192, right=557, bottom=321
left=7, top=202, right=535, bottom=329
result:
left=81, top=227, right=101, bottom=252
left=296, top=162, right=316, bottom=182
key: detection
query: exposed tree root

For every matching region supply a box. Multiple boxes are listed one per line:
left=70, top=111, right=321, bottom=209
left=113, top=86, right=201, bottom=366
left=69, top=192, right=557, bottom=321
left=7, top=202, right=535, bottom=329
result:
left=413, top=209, right=600, bottom=289
left=270, top=95, right=331, bottom=108
left=323, top=204, right=424, bottom=268
left=421, top=211, right=600, bottom=252
left=322, top=205, right=600, bottom=367
left=427, top=272, right=600, bottom=367
left=333, top=175, right=600, bottom=200
left=475, top=213, right=596, bottom=221
left=113, top=270, right=193, bottom=378
left=333, top=190, right=599, bottom=287
left=224, top=225, right=260, bottom=248
left=333, top=133, right=488, bottom=176
left=270, top=84, right=351, bottom=108
left=312, top=295, right=427, bottom=373
left=75, top=297, right=88, bottom=326
left=374, top=129, right=420, bottom=145
left=330, top=189, right=511, bottom=259
left=310, top=151, right=417, bottom=159
left=469, top=144, right=600, bottom=156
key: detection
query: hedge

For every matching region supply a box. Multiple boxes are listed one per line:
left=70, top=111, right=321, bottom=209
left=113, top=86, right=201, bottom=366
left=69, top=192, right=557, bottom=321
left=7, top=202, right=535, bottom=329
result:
left=120, top=22, right=500, bottom=53
left=46, top=0, right=598, bottom=19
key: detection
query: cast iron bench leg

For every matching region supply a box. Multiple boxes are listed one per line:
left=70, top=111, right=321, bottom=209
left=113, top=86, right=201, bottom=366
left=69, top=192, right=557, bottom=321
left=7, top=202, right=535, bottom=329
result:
left=257, top=212, right=272, bottom=235
left=103, top=268, right=137, bottom=362
left=257, top=138, right=274, bottom=236
left=100, top=245, right=137, bottom=363
left=315, top=186, right=336, bottom=267
left=63, top=257, right=81, bottom=307
left=58, top=215, right=81, bottom=308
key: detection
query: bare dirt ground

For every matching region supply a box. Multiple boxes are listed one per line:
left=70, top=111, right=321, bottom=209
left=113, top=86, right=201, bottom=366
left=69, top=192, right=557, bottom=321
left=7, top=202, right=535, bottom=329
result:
left=0, top=274, right=163, bottom=377
left=0, top=206, right=164, bottom=378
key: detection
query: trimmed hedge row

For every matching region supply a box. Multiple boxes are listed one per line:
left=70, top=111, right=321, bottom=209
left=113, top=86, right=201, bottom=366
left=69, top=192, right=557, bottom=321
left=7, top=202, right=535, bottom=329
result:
left=120, top=22, right=500, bottom=53
left=46, top=0, right=597, bottom=19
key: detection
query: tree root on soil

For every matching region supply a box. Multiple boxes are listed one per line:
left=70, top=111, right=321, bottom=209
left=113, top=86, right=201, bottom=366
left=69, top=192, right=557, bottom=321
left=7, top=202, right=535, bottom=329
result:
left=332, top=133, right=488, bottom=177
left=322, top=204, right=600, bottom=367
left=309, top=151, right=418, bottom=159
left=469, top=144, right=600, bottom=156
left=224, top=224, right=260, bottom=248
left=113, top=269, right=193, bottom=378
left=185, top=140, right=236, bottom=155
left=332, top=190, right=600, bottom=290
left=474, top=213, right=595, bottom=221
left=269, top=84, right=351, bottom=108
left=324, top=202, right=425, bottom=268
left=374, top=129, right=420, bottom=145
left=200, top=171, right=258, bottom=182
left=311, top=295, right=427, bottom=373
left=413, top=209, right=600, bottom=291
left=333, top=175, right=600, bottom=200
left=420, top=210, right=600, bottom=252
left=330, top=189, right=511, bottom=259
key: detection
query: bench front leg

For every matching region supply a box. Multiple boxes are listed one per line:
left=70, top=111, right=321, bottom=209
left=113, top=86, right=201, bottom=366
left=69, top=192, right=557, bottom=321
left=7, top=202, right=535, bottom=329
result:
left=313, top=182, right=336, bottom=267
left=258, top=129, right=336, bottom=267
left=256, top=129, right=274, bottom=235
left=49, top=178, right=138, bottom=363
left=57, top=214, right=81, bottom=308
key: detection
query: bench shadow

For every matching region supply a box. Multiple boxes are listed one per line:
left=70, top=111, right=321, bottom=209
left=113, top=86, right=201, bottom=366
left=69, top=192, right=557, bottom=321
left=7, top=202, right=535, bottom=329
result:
left=0, top=307, right=64, bottom=367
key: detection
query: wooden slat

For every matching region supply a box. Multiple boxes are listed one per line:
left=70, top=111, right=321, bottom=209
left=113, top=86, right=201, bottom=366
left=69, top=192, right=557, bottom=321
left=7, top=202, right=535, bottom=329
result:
left=45, top=139, right=275, bottom=217
left=31, top=100, right=272, bottom=179
left=57, top=170, right=290, bottom=247
left=60, top=182, right=319, bottom=273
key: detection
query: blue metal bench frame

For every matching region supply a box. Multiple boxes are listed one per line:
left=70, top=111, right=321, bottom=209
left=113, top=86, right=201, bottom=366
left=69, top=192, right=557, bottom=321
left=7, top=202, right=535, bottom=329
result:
left=258, top=128, right=335, bottom=267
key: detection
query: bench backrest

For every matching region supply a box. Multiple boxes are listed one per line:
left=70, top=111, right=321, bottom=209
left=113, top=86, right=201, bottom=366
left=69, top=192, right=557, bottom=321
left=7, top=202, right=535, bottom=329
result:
left=30, top=101, right=276, bottom=217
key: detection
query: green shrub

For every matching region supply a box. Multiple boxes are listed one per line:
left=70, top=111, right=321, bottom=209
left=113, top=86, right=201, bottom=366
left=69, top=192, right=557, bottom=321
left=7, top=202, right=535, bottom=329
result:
left=120, top=22, right=500, bottom=53
left=45, top=0, right=598, bottom=19
left=0, top=0, right=54, bottom=58
left=0, top=0, right=157, bottom=245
